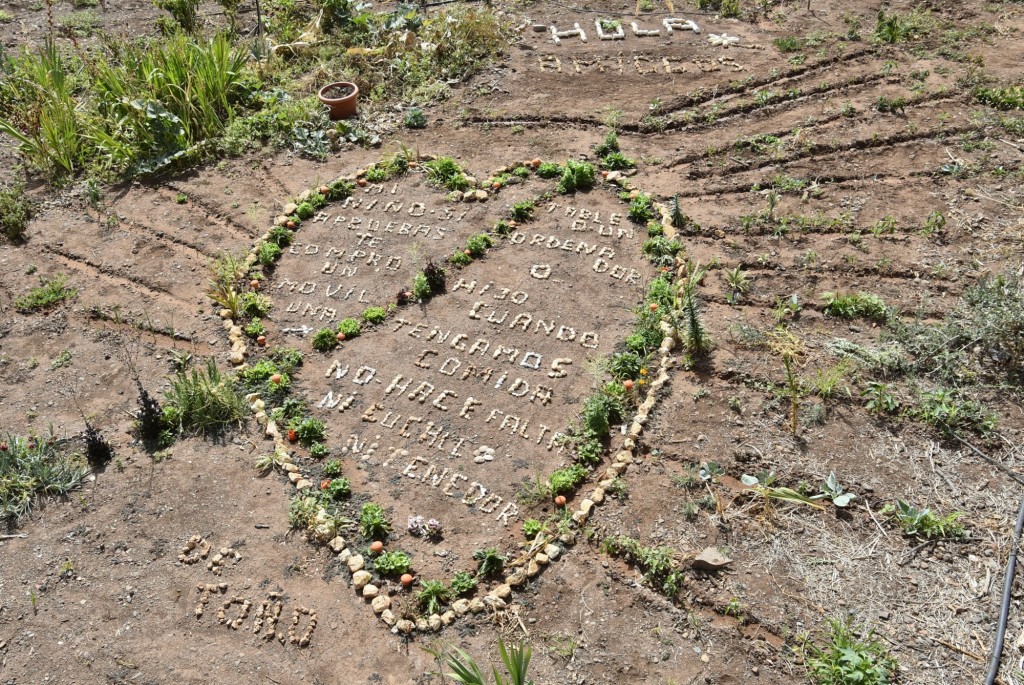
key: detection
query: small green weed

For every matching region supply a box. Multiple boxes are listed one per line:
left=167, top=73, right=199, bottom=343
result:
left=15, top=275, right=77, bottom=313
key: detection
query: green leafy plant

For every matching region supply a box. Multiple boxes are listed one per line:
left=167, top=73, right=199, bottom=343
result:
left=601, top=535, right=685, bottom=596
left=0, top=179, right=33, bottom=243
left=815, top=472, right=856, bottom=507
left=0, top=432, right=89, bottom=523
left=536, top=162, right=562, bottom=179
left=424, top=156, right=470, bottom=191
left=556, top=160, right=595, bottom=194
left=915, top=388, right=996, bottom=436
left=425, top=640, right=534, bottom=685
left=822, top=292, right=889, bottom=322
left=600, top=152, right=635, bottom=170
left=807, top=616, right=898, bottom=685
left=324, top=477, right=350, bottom=499
left=155, top=0, right=201, bottom=33
left=15, top=275, right=77, bottom=312
left=289, top=417, right=326, bottom=448
left=373, top=550, right=412, bottom=576
left=239, top=292, right=271, bottom=318
left=312, top=327, right=339, bottom=352
left=548, top=464, right=588, bottom=495
left=359, top=502, right=391, bottom=539
left=256, top=240, right=282, bottom=266
left=627, top=193, right=655, bottom=224
left=322, top=458, right=343, bottom=478
left=473, top=547, right=506, bottom=578
left=641, top=236, right=682, bottom=267
left=465, top=233, right=493, bottom=257
left=336, top=318, right=361, bottom=338
left=417, top=579, right=449, bottom=615
left=362, top=306, right=387, bottom=324
left=404, top=108, right=427, bottom=128
left=244, top=318, right=266, bottom=338
left=510, top=200, right=535, bottom=222
left=862, top=382, right=900, bottom=414
left=522, top=518, right=545, bottom=539
left=449, top=570, right=478, bottom=597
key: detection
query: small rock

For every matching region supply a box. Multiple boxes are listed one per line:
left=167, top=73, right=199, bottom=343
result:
left=416, top=617, right=429, bottom=632
left=348, top=554, right=365, bottom=573
left=295, top=479, right=313, bottom=490
left=692, top=547, right=732, bottom=571
left=381, top=609, right=397, bottom=626
left=352, top=570, right=372, bottom=589
left=483, top=595, right=506, bottom=611
left=362, top=584, right=379, bottom=599
left=452, top=599, right=471, bottom=616
left=527, top=559, right=541, bottom=577
left=534, top=553, right=549, bottom=566
left=506, top=571, right=527, bottom=587
left=428, top=614, right=442, bottom=631
left=468, top=598, right=486, bottom=614
left=494, top=583, right=512, bottom=599
left=590, top=488, right=605, bottom=504
left=441, top=611, right=456, bottom=626
left=371, top=595, right=390, bottom=613
left=283, top=202, right=298, bottom=215
left=544, top=544, right=561, bottom=560
left=532, top=23, right=547, bottom=32
left=474, top=189, right=488, bottom=202
left=328, top=536, right=346, bottom=553
left=396, top=619, right=415, bottom=634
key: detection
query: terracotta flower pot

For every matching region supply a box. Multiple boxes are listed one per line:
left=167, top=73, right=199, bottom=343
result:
left=318, top=82, right=359, bottom=120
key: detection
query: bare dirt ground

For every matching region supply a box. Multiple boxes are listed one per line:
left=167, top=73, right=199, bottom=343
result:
left=3, top=1, right=1024, bottom=684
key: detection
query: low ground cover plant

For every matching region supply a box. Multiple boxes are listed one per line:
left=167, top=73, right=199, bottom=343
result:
left=0, top=432, right=89, bottom=523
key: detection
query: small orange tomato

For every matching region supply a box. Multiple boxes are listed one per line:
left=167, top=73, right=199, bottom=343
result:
left=250, top=279, right=260, bottom=290
left=270, top=373, right=282, bottom=384
left=286, top=220, right=296, bottom=229
left=370, top=541, right=384, bottom=554
left=464, top=249, right=472, bottom=256
left=623, top=379, right=634, bottom=391
left=319, top=185, right=330, bottom=195
left=649, top=303, right=659, bottom=311
left=492, top=181, right=501, bottom=190
left=256, top=335, right=267, bottom=347
left=335, top=331, right=346, bottom=341
left=601, top=170, right=608, bottom=178
left=287, top=429, right=298, bottom=442
left=508, top=220, right=518, bottom=228
left=554, top=495, right=567, bottom=507
left=409, top=161, right=418, bottom=169
left=357, top=178, right=367, bottom=187
left=400, top=573, right=414, bottom=587
left=531, top=158, right=541, bottom=168
left=321, top=479, right=331, bottom=490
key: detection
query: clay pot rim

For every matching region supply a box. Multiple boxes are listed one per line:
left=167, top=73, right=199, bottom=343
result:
left=318, top=81, right=359, bottom=103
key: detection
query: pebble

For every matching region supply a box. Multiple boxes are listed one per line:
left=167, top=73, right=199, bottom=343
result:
left=351, top=570, right=372, bottom=589
left=347, top=555, right=365, bottom=573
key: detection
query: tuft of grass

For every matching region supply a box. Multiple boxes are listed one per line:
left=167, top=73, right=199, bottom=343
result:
left=162, top=358, right=247, bottom=436
left=0, top=432, right=89, bottom=524
left=424, top=156, right=470, bottom=191
left=0, top=179, right=34, bottom=243
left=15, top=275, right=77, bottom=312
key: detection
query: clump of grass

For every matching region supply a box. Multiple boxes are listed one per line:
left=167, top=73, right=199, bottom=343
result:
left=15, top=275, right=77, bottom=312
left=362, top=306, right=387, bottom=324
left=162, top=359, right=247, bottom=436
left=472, top=547, right=505, bottom=578
left=0, top=432, right=89, bottom=523
left=0, top=179, right=33, bottom=243
left=359, top=502, right=391, bottom=539
left=424, top=156, right=470, bottom=191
